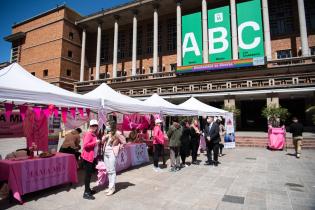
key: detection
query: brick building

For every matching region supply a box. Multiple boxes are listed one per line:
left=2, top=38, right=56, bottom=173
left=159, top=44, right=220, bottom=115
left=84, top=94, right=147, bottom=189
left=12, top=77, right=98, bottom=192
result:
left=4, top=0, right=315, bottom=131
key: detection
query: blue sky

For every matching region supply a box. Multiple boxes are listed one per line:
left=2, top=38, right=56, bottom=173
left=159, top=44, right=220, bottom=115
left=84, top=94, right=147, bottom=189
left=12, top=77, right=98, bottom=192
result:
left=0, top=0, right=131, bottom=63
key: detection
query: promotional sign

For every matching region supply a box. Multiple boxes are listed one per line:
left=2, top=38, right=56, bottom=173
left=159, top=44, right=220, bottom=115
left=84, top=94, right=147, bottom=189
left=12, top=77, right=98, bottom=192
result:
left=208, top=6, right=232, bottom=62
left=237, top=0, right=264, bottom=59
left=48, top=115, right=61, bottom=152
left=0, top=112, right=24, bottom=138
left=182, top=12, right=203, bottom=66
left=224, top=112, right=235, bottom=148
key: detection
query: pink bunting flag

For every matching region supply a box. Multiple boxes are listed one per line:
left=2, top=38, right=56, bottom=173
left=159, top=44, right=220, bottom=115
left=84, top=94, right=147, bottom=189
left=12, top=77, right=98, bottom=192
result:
left=33, top=107, right=42, bottom=120
left=78, top=108, right=84, bottom=118
left=48, top=104, right=55, bottom=115
left=19, top=105, right=28, bottom=120
left=70, top=107, right=76, bottom=119
left=54, top=107, right=59, bottom=118
left=4, top=103, right=14, bottom=122
left=86, top=108, right=90, bottom=117
left=43, top=108, right=50, bottom=118
left=61, top=107, right=68, bottom=123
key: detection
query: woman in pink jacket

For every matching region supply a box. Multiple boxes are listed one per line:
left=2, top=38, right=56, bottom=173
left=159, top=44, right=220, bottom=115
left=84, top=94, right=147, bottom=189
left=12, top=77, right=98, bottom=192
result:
left=153, top=119, right=165, bottom=172
left=81, top=119, right=100, bottom=200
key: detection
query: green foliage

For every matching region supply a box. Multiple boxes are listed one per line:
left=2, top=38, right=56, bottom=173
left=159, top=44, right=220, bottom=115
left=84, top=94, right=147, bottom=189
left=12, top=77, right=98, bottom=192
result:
left=223, top=105, right=240, bottom=117
left=261, top=105, right=290, bottom=127
left=306, top=105, right=315, bottom=125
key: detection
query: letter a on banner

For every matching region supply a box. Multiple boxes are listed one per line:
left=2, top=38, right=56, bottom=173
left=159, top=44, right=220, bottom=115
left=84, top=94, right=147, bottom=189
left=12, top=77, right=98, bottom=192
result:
left=182, top=12, right=203, bottom=66
left=237, top=0, right=264, bottom=59
left=208, top=6, right=232, bottom=62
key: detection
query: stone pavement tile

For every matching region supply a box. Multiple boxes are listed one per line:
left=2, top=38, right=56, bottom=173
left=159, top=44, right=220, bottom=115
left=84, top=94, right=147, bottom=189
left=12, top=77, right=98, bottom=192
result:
left=246, top=190, right=267, bottom=200
left=226, top=186, right=248, bottom=197
left=290, top=197, right=315, bottom=207
left=213, top=177, right=235, bottom=188
left=244, top=197, right=266, bottom=207
left=191, top=192, right=222, bottom=210
left=292, top=204, right=315, bottom=210
left=216, top=202, right=243, bottom=210
left=242, top=204, right=267, bottom=210
left=266, top=204, right=294, bottom=210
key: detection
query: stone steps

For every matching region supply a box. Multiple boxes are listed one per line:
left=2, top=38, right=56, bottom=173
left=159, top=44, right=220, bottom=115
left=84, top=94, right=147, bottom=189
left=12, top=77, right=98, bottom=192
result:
left=235, top=136, right=315, bottom=148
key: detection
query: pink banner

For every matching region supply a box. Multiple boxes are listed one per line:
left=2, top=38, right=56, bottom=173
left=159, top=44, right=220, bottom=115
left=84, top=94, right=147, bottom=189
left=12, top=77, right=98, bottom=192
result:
left=53, top=107, right=59, bottom=118
left=5, top=103, right=14, bottom=122
left=0, top=111, right=24, bottom=138
left=122, top=114, right=150, bottom=131
left=86, top=108, right=90, bottom=117
left=33, top=107, right=41, bottom=120
left=43, top=108, right=50, bottom=119
left=64, top=114, right=89, bottom=130
left=61, top=107, right=68, bottom=123
left=70, top=107, right=76, bottom=119
left=78, top=108, right=84, bottom=118
left=19, top=105, right=28, bottom=120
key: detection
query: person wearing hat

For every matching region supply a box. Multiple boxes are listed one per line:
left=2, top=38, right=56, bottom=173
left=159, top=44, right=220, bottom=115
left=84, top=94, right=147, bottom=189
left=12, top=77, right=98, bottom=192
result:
left=81, top=119, right=100, bottom=200
left=152, top=118, right=165, bottom=172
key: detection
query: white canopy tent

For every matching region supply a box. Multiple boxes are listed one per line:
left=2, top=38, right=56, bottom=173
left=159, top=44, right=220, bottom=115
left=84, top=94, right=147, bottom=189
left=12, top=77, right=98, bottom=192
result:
left=143, top=93, right=197, bottom=116
left=0, top=63, right=101, bottom=109
left=84, top=83, right=160, bottom=114
left=178, top=97, right=228, bottom=116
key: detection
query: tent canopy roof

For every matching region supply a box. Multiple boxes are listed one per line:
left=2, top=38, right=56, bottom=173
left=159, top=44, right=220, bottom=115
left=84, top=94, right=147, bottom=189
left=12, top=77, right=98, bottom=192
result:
left=179, top=97, right=228, bottom=116
left=0, top=63, right=100, bottom=108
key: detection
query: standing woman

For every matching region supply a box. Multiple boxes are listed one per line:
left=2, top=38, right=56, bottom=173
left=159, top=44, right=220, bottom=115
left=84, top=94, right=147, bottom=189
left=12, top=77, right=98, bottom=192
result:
left=180, top=120, right=191, bottom=167
left=81, top=119, right=100, bottom=200
left=190, top=118, right=201, bottom=164
left=217, top=117, right=226, bottom=157
left=152, top=119, right=165, bottom=172
left=102, top=121, right=126, bottom=196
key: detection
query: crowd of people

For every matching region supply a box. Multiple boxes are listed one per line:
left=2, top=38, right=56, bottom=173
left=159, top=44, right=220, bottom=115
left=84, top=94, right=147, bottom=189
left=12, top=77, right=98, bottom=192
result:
left=57, top=115, right=304, bottom=200
left=152, top=116, right=226, bottom=172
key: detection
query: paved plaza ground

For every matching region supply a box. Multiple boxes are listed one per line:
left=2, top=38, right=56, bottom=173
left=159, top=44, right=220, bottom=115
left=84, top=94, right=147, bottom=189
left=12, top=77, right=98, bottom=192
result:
left=1, top=145, right=315, bottom=210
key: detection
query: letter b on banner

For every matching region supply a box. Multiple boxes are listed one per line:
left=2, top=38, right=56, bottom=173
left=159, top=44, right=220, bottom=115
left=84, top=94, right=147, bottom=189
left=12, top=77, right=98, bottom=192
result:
left=237, top=0, right=264, bottom=59
left=208, top=6, right=232, bottom=62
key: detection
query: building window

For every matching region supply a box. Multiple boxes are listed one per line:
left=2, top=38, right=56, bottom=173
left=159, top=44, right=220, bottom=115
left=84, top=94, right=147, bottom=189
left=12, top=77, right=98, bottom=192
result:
left=101, top=34, right=109, bottom=62
left=68, top=50, right=73, bottom=58
left=66, top=69, right=72, bottom=77
left=11, top=46, right=19, bottom=63
left=137, top=26, right=143, bottom=56
left=149, top=66, right=153, bottom=73
left=269, top=0, right=294, bottom=36
left=43, top=69, right=48, bottom=77
left=100, top=73, right=106, bottom=79
left=90, top=75, right=94, bottom=80
left=277, top=49, right=292, bottom=59
left=146, top=24, right=153, bottom=54
left=118, top=31, right=126, bottom=59
left=305, top=0, right=315, bottom=31
left=158, top=23, right=162, bottom=53
left=136, top=68, right=145, bottom=75
left=170, top=63, right=177, bottom=72
left=167, top=19, right=177, bottom=52
left=310, top=47, right=315, bottom=55
left=117, top=70, right=127, bottom=77
left=69, top=32, right=74, bottom=40
left=31, top=72, right=35, bottom=76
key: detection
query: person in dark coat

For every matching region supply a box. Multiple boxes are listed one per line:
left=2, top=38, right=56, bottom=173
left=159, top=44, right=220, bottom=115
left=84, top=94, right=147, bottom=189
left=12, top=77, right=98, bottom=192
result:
left=288, top=117, right=304, bottom=158
left=190, top=118, right=201, bottom=164
left=204, top=116, right=221, bottom=166
left=180, top=120, right=191, bottom=167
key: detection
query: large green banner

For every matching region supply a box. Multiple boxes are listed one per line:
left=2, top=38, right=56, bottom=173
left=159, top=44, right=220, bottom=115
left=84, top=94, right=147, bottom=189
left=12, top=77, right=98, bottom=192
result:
left=237, top=0, right=264, bottom=59
left=182, top=12, right=203, bottom=66
left=208, top=6, right=232, bottom=62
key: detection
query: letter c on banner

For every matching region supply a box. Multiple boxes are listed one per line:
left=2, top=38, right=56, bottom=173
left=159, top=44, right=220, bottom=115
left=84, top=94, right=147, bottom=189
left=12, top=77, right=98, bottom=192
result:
left=238, top=21, right=261, bottom=50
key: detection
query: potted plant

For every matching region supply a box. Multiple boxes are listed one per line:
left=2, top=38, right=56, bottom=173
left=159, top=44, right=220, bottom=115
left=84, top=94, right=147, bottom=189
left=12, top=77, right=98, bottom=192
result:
left=261, top=105, right=290, bottom=127
left=306, top=106, right=315, bottom=125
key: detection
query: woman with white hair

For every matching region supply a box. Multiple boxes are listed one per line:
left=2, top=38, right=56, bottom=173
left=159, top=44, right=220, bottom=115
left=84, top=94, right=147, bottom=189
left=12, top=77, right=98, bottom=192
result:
left=217, top=117, right=226, bottom=157
left=152, top=118, right=165, bottom=172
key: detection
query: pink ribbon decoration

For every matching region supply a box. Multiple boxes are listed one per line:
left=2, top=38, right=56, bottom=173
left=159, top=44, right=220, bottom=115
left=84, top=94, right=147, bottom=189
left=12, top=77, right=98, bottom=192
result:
left=19, top=105, right=28, bottom=120
left=78, top=108, right=84, bottom=118
left=4, top=103, right=14, bottom=122
left=86, top=108, right=90, bottom=117
left=33, top=107, right=42, bottom=120
left=70, top=107, right=76, bottom=119
left=61, top=107, right=68, bottom=123
left=43, top=108, right=50, bottom=118
left=53, top=107, right=59, bottom=118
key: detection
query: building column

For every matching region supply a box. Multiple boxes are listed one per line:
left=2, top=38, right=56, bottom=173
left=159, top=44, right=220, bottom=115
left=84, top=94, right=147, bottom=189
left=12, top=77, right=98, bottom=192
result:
left=80, top=28, right=86, bottom=82
left=153, top=5, right=159, bottom=73
left=113, top=16, right=119, bottom=78
left=131, top=11, right=138, bottom=76
left=230, top=0, right=238, bottom=60
left=266, top=96, right=279, bottom=108
left=176, top=0, right=182, bottom=67
left=95, top=23, right=102, bottom=80
left=224, top=98, right=236, bottom=109
left=297, top=0, right=309, bottom=56
left=202, top=0, right=209, bottom=63
left=262, top=0, right=272, bottom=61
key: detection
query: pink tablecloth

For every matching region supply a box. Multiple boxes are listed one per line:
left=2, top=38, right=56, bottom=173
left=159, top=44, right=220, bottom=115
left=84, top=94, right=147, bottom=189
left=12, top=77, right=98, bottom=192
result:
left=0, top=153, right=78, bottom=203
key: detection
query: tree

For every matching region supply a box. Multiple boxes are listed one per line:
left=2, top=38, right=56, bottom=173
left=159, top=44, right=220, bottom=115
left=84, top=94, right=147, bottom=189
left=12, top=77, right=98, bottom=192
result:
left=261, top=105, right=290, bottom=127
left=306, top=106, right=315, bottom=125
